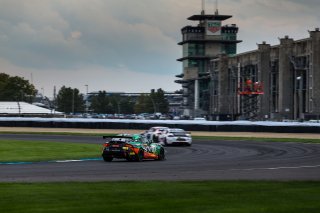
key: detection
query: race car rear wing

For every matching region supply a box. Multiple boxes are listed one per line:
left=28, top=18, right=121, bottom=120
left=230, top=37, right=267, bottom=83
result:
left=102, top=135, right=133, bottom=139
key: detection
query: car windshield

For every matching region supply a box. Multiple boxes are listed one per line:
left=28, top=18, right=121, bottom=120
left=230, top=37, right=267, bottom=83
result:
left=110, top=138, right=132, bottom=143
left=168, top=129, right=184, bottom=132
left=168, top=129, right=188, bottom=136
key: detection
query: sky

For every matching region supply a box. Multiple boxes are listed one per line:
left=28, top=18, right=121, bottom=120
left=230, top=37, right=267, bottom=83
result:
left=0, top=0, right=319, bottom=97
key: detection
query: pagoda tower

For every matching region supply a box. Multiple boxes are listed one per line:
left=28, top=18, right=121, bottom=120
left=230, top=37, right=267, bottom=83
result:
left=175, top=1, right=241, bottom=117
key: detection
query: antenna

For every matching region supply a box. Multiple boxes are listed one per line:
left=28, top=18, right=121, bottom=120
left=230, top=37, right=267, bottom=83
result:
left=201, top=0, right=205, bottom=14
left=215, top=0, right=219, bottom=15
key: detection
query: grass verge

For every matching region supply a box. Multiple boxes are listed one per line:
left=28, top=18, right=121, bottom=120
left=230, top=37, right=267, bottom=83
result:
left=0, top=140, right=101, bottom=162
left=0, top=181, right=319, bottom=213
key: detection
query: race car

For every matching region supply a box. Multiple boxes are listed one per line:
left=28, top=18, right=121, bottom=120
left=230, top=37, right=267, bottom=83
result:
left=144, top=126, right=169, bottom=143
left=158, top=128, right=192, bottom=146
left=101, top=134, right=165, bottom=162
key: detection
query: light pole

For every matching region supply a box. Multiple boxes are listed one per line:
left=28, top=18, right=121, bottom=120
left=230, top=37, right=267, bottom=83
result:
left=85, top=85, right=88, bottom=95
left=296, top=76, right=303, bottom=120
left=149, top=96, right=157, bottom=113
left=41, top=87, right=44, bottom=98
left=84, top=85, right=89, bottom=114
left=72, top=89, right=75, bottom=115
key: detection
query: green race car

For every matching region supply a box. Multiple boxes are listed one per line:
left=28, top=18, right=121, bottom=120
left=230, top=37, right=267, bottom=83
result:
left=102, top=134, right=165, bottom=162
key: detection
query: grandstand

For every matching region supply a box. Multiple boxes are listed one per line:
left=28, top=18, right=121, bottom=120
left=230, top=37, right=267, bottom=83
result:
left=0, top=102, right=62, bottom=116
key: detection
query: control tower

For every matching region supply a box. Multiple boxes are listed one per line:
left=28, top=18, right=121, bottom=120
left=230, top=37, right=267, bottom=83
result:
left=175, top=1, right=241, bottom=118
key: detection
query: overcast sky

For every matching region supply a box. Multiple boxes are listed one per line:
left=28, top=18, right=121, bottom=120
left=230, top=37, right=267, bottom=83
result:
left=0, top=0, right=319, bottom=97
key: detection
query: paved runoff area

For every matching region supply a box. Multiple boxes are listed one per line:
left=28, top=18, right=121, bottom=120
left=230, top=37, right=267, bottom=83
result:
left=1, top=127, right=320, bottom=182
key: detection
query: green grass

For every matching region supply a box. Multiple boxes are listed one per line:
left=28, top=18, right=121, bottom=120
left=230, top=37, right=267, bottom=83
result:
left=0, top=181, right=319, bottom=213
left=0, top=140, right=101, bottom=162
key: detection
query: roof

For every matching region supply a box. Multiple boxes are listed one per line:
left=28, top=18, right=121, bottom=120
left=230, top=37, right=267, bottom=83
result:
left=188, top=14, right=232, bottom=21
left=0, top=102, right=62, bottom=114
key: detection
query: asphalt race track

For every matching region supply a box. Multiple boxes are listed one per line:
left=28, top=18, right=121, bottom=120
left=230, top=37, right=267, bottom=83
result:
left=1, top=134, right=320, bottom=182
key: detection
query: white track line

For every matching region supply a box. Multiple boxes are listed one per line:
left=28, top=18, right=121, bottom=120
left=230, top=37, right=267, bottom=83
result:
left=228, top=165, right=320, bottom=171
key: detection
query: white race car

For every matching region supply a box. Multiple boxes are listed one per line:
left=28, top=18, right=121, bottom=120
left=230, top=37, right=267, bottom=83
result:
left=144, top=126, right=169, bottom=143
left=158, top=128, right=192, bottom=146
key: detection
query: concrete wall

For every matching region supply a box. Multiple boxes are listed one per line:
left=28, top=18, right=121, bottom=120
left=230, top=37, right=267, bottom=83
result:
left=278, top=36, right=294, bottom=119
left=218, top=55, right=231, bottom=114
left=258, top=42, right=271, bottom=120
left=311, top=29, right=320, bottom=114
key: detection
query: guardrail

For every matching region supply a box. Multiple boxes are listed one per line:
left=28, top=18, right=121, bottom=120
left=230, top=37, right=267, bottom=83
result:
left=0, top=118, right=320, bottom=133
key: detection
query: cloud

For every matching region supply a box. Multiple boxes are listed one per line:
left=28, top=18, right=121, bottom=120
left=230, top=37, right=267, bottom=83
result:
left=221, top=0, right=319, bottom=51
left=0, top=0, right=183, bottom=75
left=70, top=31, right=82, bottom=40
left=0, top=0, right=319, bottom=96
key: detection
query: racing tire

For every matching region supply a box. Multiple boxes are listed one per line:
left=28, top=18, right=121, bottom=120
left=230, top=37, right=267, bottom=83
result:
left=103, top=156, right=113, bottom=162
left=156, top=148, right=165, bottom=161
left=136, top=149, right=144, bottom=162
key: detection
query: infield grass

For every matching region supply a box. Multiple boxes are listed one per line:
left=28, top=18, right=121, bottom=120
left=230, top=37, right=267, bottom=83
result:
left=0, top=140, right=101, bottom=162
left=0, top=181, right=319, bottom=213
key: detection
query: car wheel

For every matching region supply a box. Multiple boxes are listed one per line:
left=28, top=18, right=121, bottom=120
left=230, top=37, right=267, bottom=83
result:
left=103, top=156, right=113, bottom=162
left=136, top=149, right=144, bottom=162
left=157, top=148, right=165, bottom=161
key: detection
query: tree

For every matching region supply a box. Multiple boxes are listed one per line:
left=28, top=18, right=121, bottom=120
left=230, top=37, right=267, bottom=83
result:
left=119, top=98, right=135, bottom=114
left=0, top=73, right=36, bottom=102
left=89, top=92, right=135, bottom=114
left=56, top=86, right=85, bottom=113
left=134, top=89, right=169, bottom=114
left=134, top=94, right=148, bottom=114
left=90, top=91, right=110, bottom=114
left=149, top=88, right=169, bottom=113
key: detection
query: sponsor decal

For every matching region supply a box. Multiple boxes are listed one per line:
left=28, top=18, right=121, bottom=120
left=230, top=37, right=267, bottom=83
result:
left=207, top=21, right=221, bottom=35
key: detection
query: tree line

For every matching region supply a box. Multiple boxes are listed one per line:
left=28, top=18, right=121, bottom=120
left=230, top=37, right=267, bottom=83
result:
left=0, top=73, right=169, bottom=114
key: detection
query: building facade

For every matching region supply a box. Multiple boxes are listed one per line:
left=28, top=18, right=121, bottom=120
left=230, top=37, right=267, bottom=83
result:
left=176, top=9, right=320, bottom=121
left=210, top=29, right=320, bottom=121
